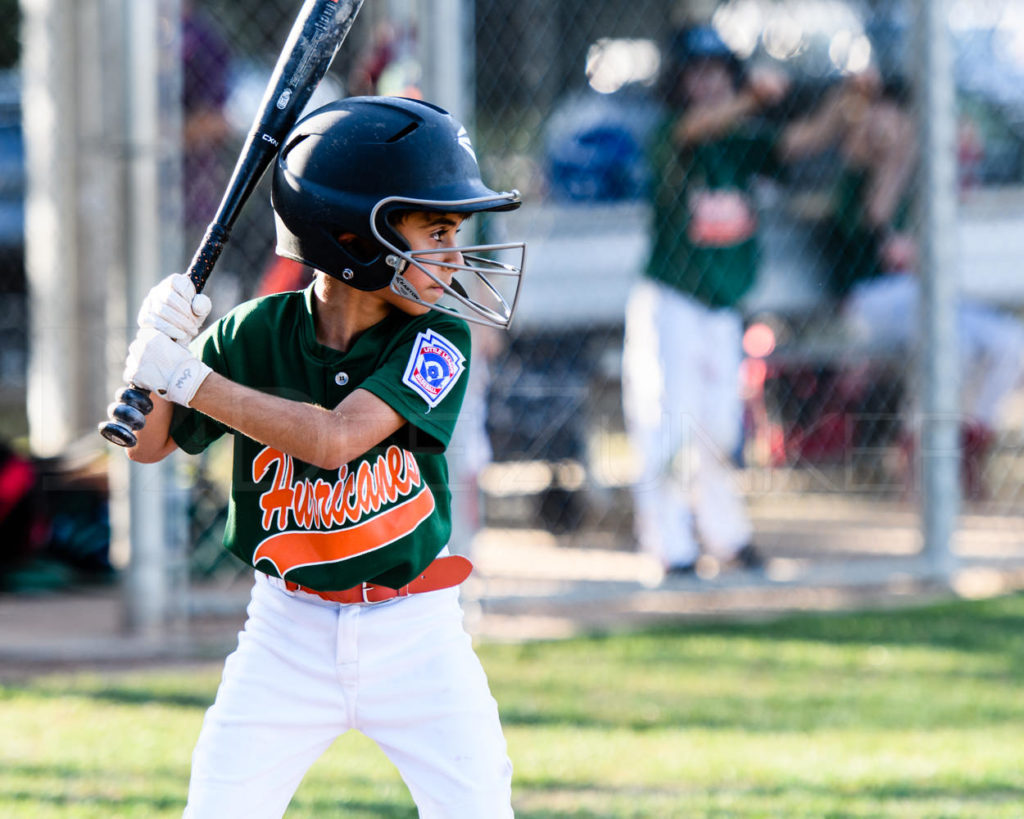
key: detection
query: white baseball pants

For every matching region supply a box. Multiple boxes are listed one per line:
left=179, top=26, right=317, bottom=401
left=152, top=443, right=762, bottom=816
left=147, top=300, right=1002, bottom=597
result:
left=622, top=279, right=753, bottom=568
left=844, top=273, right=1024, bottom=428
left=184, top=570, right=513, bottom=818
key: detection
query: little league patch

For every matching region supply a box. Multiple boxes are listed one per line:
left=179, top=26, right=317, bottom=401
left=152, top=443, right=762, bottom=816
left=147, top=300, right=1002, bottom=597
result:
left=402, top=330, right=466, bottom=408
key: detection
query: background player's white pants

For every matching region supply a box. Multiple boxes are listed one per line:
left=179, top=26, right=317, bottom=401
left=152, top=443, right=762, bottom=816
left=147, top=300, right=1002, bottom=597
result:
left=622, top=279, right=752, bottom=568
left=844, top=273, right=1024, bottom=428
left=184, top=572, right=514, bottom=819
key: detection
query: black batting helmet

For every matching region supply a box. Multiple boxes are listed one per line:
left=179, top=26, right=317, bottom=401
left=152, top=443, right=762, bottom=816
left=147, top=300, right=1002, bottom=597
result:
left=271, top=96, right=526, bottom=328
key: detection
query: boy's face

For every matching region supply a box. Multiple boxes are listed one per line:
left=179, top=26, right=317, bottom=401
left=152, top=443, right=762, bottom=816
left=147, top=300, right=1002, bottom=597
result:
left=681, top=59, right=735, bottom=105
left=385, top=210, right=469, bottom=315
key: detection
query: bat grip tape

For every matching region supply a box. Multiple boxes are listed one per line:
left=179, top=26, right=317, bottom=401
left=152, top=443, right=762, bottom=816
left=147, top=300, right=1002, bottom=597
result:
left=187, top=222, right=231, bottom=294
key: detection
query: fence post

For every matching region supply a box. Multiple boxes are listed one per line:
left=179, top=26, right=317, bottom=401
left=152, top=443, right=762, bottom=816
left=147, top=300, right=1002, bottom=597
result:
left=914, top=0, right=960, bottom=580
left=114, top=0, right=186, bottom=635
left=21, top=0, right=108, bottom=454
left=418, top=0, right=470, bottom=121
left=418, top=0, right=481, bottom=564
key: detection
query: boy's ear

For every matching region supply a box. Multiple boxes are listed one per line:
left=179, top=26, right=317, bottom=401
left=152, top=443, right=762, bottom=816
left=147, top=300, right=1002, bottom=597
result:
left=337, top=232, right=378, bottom=264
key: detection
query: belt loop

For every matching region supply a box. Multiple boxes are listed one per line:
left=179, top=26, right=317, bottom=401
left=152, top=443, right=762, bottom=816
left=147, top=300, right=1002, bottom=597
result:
left=361, top=582, right=372, bottom=604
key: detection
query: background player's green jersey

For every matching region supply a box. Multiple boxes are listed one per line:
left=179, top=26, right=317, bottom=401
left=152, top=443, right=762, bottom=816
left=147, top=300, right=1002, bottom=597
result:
left=170, top=285, right=472, bottom=592
left=644, top=118, right=781, bottom=309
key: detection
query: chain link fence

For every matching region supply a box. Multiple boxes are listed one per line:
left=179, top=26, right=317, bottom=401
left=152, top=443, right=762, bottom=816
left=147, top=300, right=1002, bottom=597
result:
left=143, top=0, right=1024, bottom=586
left=471, top=0, right=1024, bottom=582
left=5, top=0, right=1024, bottom=596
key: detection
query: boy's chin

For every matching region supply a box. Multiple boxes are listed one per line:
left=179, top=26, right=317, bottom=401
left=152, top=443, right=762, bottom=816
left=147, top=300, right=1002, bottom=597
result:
left=394, top=299, right=433, bottom=317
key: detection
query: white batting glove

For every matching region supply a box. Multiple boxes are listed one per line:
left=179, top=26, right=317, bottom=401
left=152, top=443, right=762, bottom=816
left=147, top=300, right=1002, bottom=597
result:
left=124, top=327, right=212, bottom=406
left=137, top=273, right=213, bottom=344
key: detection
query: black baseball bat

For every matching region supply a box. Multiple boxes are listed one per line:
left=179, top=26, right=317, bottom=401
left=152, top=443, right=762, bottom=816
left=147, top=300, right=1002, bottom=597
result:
left=100, top=0, right=365, bottom=447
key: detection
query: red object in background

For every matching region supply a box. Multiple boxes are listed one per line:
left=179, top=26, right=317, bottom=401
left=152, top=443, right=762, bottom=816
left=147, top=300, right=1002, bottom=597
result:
left=0, top=447, right=49, bottom=568
left=0, top=450, right=34, bottom=523
left=740, top=322, right=785, bottom=464
left=961, top=420, right=995, bottom=501
left=958, top=116, right=984, bottom=194
left=257, top=256, right=312, bottom=296
left=742, top=322, right=776, bottom=359
left=753, top=361, right=899, bottom=467
left=741, top=357, right=767, bottom=395
left=785, top=412, right=852, bottom=462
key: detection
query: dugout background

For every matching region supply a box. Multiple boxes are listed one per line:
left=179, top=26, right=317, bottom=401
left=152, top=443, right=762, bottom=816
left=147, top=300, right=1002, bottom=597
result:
left=4, top=0, right=1024, bottom=625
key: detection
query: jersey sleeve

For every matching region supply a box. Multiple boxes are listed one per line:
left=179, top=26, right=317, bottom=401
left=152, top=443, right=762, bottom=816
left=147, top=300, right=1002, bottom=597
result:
left=359, top=317, right=473, bottom=453
left=169, top=320, right=232, bottom=454
left=748, top=124, right=785, bottom=178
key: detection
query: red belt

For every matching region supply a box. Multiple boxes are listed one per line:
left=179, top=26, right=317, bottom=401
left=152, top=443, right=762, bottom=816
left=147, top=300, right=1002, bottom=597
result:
left=283, top=555, right=473, bottom=604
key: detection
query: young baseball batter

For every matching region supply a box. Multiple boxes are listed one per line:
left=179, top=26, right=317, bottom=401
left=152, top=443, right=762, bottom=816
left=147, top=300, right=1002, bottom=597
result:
left=121, top=96, right=525, bottom=818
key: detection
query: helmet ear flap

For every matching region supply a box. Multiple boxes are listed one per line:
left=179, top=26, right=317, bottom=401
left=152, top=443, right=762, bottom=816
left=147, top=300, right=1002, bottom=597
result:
left=336, top=231, right=381, bottom=266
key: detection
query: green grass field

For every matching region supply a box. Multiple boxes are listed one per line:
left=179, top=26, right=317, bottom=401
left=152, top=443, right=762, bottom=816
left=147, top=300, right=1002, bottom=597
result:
left=3, top=593, right=1024, bottom=817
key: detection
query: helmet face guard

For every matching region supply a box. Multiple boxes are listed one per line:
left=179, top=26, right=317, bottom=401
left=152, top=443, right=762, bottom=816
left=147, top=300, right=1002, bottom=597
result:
left=271, top=96, right=528, bottom=329
left=372, top=195, right=527, bottom=329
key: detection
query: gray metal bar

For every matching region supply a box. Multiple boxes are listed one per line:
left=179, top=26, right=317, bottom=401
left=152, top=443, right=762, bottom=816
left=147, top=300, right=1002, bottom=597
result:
left=419, top=0, right=469, bottom=120
left=914, top=0, right=960, bottom=580
left=118, top=0, right=183, bottom=636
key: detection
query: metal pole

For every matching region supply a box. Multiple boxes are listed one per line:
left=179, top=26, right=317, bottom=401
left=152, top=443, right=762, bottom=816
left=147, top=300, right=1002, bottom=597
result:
left=419, top=0, right=483, bottom=632
left=119, top=0, right=173, bottom=635
left=22, top=0, right=81, bottom=455
left=914, top=0, right=959, bottom=579
left=418, top=0, right=469, bottom=120
left=22, top=0, right=115, bottom=454
left=161, top=0, right=191, bottom=631
left=419, top=0, right=479, bottom=561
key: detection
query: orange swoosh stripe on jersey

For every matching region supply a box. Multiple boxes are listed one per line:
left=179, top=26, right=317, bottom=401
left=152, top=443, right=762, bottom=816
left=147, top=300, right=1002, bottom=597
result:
left=252, top=484, right=436, bottom=577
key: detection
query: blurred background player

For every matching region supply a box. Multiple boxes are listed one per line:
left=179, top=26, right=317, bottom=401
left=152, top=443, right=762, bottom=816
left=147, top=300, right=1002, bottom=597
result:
left=622, top=24, right=849, bottom=577
left=800, top=67, right=1024, bottom=499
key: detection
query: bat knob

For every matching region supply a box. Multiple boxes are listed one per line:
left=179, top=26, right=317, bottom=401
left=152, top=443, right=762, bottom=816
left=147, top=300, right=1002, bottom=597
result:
left=99, top=420, right=138, bottom=448
left=116, top=386, right=154, bottom=415
left=107, top=400, right=147, bottom=431
left=98, top=384, right=153, bottom=448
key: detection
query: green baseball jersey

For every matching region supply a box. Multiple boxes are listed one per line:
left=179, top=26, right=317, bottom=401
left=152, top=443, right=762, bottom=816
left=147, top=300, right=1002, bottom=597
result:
left=823, top=165, right=912, bottom=298
left=170, top=285, right=472, bottom=592
left=644, top=116, right=781, bottom=309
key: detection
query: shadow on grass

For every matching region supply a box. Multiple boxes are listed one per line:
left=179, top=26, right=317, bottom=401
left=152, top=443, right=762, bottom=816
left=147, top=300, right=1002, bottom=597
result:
left=486, top=593, right=1024, bottom=733
left=288, top=796, right=417, bottom=818
left=1, top=787, right=415, bottom=819
left=506, top=778, right=1024, bottom=818
left=2, top=763, right=416, bottom=818
left=502, top=592, right=1024, bottom=666
left=497, top=690, right=1024, bottom=733
left=514, top=778, right=1024, bottom=801
left=73, top=686, right=214, bottom=709
left=0, top=681, right=216, bottom=709
left=3, top=790, right=184, bottom=812
left=656, top=593, right=1024, bottom=658
left=1, top=761, right=186, bottom=813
